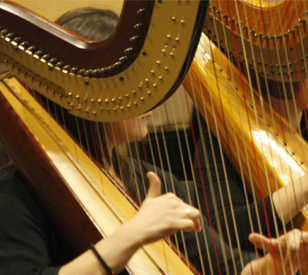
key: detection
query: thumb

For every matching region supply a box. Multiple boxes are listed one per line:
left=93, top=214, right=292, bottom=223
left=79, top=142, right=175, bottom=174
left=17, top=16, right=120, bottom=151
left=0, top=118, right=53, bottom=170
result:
left=146, top=172, right=162, bottom=199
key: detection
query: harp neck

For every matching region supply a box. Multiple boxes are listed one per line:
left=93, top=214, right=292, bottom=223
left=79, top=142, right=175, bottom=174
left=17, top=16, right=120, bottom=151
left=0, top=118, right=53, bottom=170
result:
left=0, top=0, right=208, bottom=122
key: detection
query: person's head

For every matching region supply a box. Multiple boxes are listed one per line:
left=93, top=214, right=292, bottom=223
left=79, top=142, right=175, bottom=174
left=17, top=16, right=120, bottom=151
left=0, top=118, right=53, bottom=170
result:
left=105, top=112, right=152, bottom=150
left=56, top=7, right=151, bottom=152
left=55, top=7, right=151, bottom=200
left=55, top=7, right=118, bottom=41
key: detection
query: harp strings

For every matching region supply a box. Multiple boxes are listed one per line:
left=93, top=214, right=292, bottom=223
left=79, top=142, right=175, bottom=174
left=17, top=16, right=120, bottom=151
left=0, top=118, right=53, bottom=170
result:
left=189, top=28, right=261, bottom=271
left=237, top=0, right=300, bottom=239
left=195, top=37, right=256, bottom=273
left=208, top=0, right=266, bottom=254
left=231, top=0, right=285, bottom=239
left=77, top=94, right=205, bottom=269
left=153, top=94, right=197, bottom=266
left=9, top=0, right=308, bottom=273
left=209, top=1, right=264, bottom=258
left=256, top=0, right=308, bottom=234
left=185, top=68, right=227, bottom=274
left=189, top=0, right=302, bottom=274
left=229, top=0, right=284, bottom=245
left=226, top=0, right=296, bottom=265
left=201, top=0, right=308, bottom=272
left=266, top=0, right=308, bottom=268
left=207, top=0, right=264, bottom=259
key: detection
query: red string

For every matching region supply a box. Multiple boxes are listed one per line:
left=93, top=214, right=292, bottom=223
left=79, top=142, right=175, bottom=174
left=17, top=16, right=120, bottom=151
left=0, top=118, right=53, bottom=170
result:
left=183, top=89, right=222, bottom=275
left=224, top=0, right=278, bottom=272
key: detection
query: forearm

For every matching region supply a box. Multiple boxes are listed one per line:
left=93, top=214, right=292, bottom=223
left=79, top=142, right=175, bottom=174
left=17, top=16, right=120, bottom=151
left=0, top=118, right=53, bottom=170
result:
left=59, top=218, right=144, bottom=275
left=59, top=172, right=201, bottom=275
left=273, top=174, right=308, bottom=224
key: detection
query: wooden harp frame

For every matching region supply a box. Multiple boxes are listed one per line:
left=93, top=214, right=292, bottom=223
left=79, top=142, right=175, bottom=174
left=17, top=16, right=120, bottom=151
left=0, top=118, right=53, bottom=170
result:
left=0, top=1, right=210, bottom=274
left=0, top=0, right=208, bottom=122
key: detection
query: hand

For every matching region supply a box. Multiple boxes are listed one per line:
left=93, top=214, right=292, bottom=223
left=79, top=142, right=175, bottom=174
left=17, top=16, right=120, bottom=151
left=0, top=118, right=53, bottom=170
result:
left=131, top=172, right=201, bottom=245
left=249, top=229, right=308, bottom=274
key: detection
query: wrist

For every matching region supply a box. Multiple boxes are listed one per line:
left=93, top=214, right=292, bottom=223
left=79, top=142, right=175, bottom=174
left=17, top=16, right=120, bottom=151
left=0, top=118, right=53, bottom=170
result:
left=119, top=216, right=149, bottom=248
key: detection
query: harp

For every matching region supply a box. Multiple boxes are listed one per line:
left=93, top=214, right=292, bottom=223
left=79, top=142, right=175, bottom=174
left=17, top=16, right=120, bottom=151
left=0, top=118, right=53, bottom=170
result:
left=0, top=0, right=212, bottom=275
left=2, top=0, right=308, bottom=274
left=183, top=0, right=308, bottom=273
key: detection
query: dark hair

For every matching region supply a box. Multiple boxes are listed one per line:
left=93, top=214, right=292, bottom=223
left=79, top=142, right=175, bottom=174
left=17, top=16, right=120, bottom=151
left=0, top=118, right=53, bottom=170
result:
left=55, top=8, right=139, bottom=201
left=55, top=7, right=118, bottom=41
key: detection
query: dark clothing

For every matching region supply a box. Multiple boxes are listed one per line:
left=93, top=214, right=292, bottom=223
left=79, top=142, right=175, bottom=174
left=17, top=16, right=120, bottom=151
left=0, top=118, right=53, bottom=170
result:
left=193, top=126, right=283, bottom=252
left=0, top=172, right=64, bottom=275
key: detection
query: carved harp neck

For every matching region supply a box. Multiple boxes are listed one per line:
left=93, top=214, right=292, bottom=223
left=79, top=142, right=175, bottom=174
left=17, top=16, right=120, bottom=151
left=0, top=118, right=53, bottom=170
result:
left=0, top=0, right=208, bottom=122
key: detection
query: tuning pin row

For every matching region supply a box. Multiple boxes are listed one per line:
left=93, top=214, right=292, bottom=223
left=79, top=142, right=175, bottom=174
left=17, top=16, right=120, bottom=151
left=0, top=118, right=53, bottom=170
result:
left=0, top=26, right=136, bottom=80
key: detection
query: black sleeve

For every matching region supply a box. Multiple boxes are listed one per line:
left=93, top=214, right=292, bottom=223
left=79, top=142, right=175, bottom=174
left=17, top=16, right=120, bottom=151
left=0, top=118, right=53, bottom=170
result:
left=193, top=127, right=283, bottom=251
left=0, top=175, right=61, bottom=275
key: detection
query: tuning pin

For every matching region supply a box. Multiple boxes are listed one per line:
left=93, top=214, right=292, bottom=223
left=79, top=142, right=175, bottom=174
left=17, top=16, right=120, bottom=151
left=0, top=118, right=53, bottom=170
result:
left=124, top=47, right=133, bottom=54
left=47, top=58, right=57, bottom=69
left=18, top=41, right=28, bottom=50
left=40, top=54, right=50, bottom=63
left=69, top=67, right=78, bottom=75
left=83, top=69, right=93, bottom=77
left=91, top=69, right=100, bottom=78
left=5, top=32, right=14, bottom=42
left=26, top=46, right=36, bottom=55
left=77, top=68, right=86, bottom=76
left=137, top=8, right=146, bottom=14
left=11, top=37, right=21, bottom=47
left=55, top=61, right=64, bottom=70
left=33, top=50, right=43, bottom=59
left=62, top=65, right=71, bottom=73
left=0, top=29, right=8, bottom=37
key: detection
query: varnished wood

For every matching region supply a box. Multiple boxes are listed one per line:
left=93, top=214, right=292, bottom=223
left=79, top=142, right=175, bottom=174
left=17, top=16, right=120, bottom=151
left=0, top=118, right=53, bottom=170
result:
left=183, top=33, right=308, bottom=228
left=0, top=1, right=210, bottom=273
left=0, top=0, right=207, bottom=122
left=0, top=75, right=200, bottom=275
left=206, top=0, right=308, bottom=82
left=11, top=1, right=124, bottom=21
left=210, top=0, right=307, bottom=44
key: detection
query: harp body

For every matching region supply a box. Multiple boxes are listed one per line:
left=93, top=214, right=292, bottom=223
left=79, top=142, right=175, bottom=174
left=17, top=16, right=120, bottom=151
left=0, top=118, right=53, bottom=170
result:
left=201, top=0, right=308, bottom=220
left=183, top=1, right=308, bottom=271
left=183, top=32, right=308, bottom=229
left=2, top=0, right=308, bottom=274
left=0, top=0, right=208, bottom=274
left=0, top=0, right=207, bottom=122
left=0, top=74, right=199, bottom=274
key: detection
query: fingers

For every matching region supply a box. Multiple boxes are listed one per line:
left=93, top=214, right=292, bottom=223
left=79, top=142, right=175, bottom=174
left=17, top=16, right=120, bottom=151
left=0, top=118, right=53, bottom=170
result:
left=145, top=172, right=201, bottom=233
left=249, top=233, right=283, bottom=253
left=249, top=230, right=304, bottom=273
left=283, top=230, right=303, bottom=271
left=284, top=242, right=300, bottom=271
left=249, top=233, right=272, bottom=251
left=170, top=216, right=201, bottom=233
left=146, top=172, right=162, bottom=199
left=183, top=207, right=202, bottom=232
